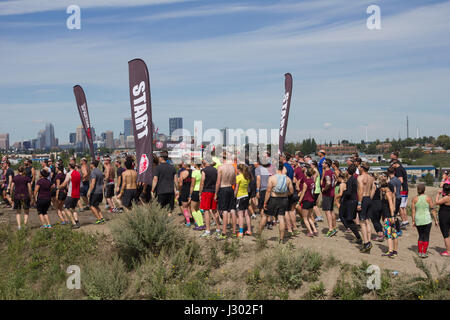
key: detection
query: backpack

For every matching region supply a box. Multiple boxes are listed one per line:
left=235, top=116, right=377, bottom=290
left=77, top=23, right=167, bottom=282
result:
left=274, top=174, right=288, bottom=193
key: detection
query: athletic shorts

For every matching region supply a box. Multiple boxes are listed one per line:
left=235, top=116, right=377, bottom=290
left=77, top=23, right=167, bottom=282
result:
left=313, top=193, right=320, bottom=206
left=36, top=198, right=51, bottom=215
left=58, top=190, right=67, bottom=201
left=191, top=191, right=200, bottom=203
left=217, top=187, right=235, bottom=212
left=236, top=196, right=249, bottom=211
left=122, top=189, right=138, bottom=209
left=322, top=196, right=334, bottom=211
left=178, top=186, right=190, bottom=205
left=157, top=193, right=175, bottom=211
left=288, top=193, right=299, bottom=207
left=14, top=198, right=30, bottom=211
left=257, top=190, right=267, bottom=210
left=89, top=193, right=103, bottom=208
left=302, top=200, right=314, bottom=210
left=199, top=192, right=217, bottom=211
left=80, top=181, right=89, bottom=197
left=400, top=191, right=408, bottom=208
left=358, top=196, right=372, bottom=221
left=139, top=188, right=151, bottom=203
left=105, top=184, right=115, bottom=198
left=384, top=218, right=399, bottom=239
left=266, top=197, right=288, bottom=217
left=64, top=197, right=79, bottom=209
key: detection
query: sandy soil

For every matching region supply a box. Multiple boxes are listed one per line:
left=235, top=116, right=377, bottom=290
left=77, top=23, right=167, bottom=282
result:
left=0, top=185, right=448, bottom=279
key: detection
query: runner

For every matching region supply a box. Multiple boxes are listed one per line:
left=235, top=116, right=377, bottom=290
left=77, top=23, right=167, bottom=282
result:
left=387, top=166, right=403, bottom=236
left=58, top=163, right=82, bottom=229
left=215, top=154, right=236, bottom=240
left=235, top=164, right=252, bottom=237
left=79, top=158, right=91, bottom=211
left=115, top=159, right=125, bottom=209
left=380, top=176, right=400, bottom=258
left=55, top=165, right=69, bottom=225
left=178, top=161, right=193, bottom=227
left=118, top=157, right=139, bottom=210
left=3, top=160, right=14, bottom=208
left=317, top=150, right=326, bottom=178
left=321, top=159, right=337, bottom=237
left=255, top=159, right=272, bottom=229
left=151, top=151, right=177, bottom=213
left=34, top=169, right=53, bottom=228
left=391, top=160, right=409, bottom=227
left=341, top=164, right=362, bottom=244
left=282, top=153, right=300, bottom=237
left=411, top=183, right=438, bottom=258
left=24, top=159, right=36, bottom=194
left=369, top=174, right=385, bottom=242
left=103, top=156, right=117, bottom=213
left=199, top=157, right=220, bottom=238
left=335, top=172, right=350, bottom=233
left=311, top=160, right=323, bottom=222
left=11, top=166, right=33, bottom=229
left=189, top=163, right=205, bottom=231
left=435, top=183, right=450, bottom=257
left=87, top=160, right=105, bottom=223
left=298, top=167, right=318, bottom=237
left=247, top=162, right=258, bottom=219
left=332, top=160, right=342, bottom=215
left=357, top=162, right=375, bottom=253
left=262, top=162, right=294, bottom=243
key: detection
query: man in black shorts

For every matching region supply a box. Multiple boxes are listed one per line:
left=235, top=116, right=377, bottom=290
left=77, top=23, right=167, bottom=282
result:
left=215, top=157, right=236, bottom=240
left=87, top=160, right=105, bottom=224
left=357, top=162, right=375, bottom=253
left=151, top=151, right=177, bottom=212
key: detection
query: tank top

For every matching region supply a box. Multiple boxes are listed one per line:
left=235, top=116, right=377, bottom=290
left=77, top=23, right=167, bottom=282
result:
left=25, top=166, right=32, bottom=180
left=314, top=173, right=321, bottom=194
left=415, top=194, right=432, bottom=226
left=303, top=178, right=315, bottom=203
left=381, top=191, right=392, bottom=218
left=68, top=170, right=81, bottom=199
left=192, top=169, right=201, bottom=192
left=373, top=185, right=381, bottom=201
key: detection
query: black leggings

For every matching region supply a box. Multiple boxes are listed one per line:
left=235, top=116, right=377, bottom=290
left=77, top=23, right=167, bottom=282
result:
left=343, top=200, right=361, bottom=239
left=416, top=223, right=432, bottom=242
left=339, top=202, right=349, bottom=229
left=369, top=200, right=383, bottom=233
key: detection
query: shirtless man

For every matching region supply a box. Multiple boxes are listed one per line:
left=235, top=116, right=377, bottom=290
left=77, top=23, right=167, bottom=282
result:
left=80, top=158, right=91, bottom=211
left=261, top=162, right=294, bottom=243
left=215, top=154, right=236, bottom=240
left=118, top=157, right=138, bottom=210
left=103, top=156, right=117, bottom=212
left=357, top=162, right=375, bottom=253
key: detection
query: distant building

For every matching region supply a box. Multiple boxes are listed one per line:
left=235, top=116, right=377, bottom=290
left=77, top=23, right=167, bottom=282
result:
left=124, top=118, right=133, bottom=138
left=44, top=123, right=55, bottom=149
left=0, top=133, right=9, bottom=150
left=376, top=143, right=392, bottom=153
left=105, top=131, right=114, bottom=149
left=126, top=135, right=135, bottom=148
left=220, top=128, right=229, bottom=147
left=36, top=130, right=46, bottom=150
left=169, top=117, right=183, bottom=138
left=22, top=141, right=31, bottom=150
left=76, top=126, right=86, bottom=148
left=69, top=133, right=76, bottom=144
left=316, top=144, right=357, bottom=156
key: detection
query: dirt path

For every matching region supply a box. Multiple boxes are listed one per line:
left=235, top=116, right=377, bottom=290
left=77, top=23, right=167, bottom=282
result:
left=0, top=185, right=448, bottom=278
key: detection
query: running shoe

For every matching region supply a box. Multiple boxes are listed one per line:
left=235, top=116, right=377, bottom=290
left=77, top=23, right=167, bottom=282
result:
left=72, top=222, right=81, bottom=229
left=200, top=231, right=211, bottom=238
left=330, top=229, right=338, bottom=237
left=306, top=232, right=314, bottom=237
left=237, top=233, right=244, bottom=239
left=392, top=251, right=398, bottom=257
left=313, top=231, right=319, bottom=237
left=100, top=218, right=106, bottom=224
left=345, top=228, right=352, bottom=233
left=193, top=226, right=203, bottom=231
left=95, top=219, right=102, bottom=224
left=245, top=230, right=252, bottom=236
left=46, top=225, right=53, bottom=229
left=397, top=230, right=403, bottom=237
left=401, top=221, right=409, bottom=227
left=217, top=234, right=227, bottom=240
left=336, top=218, right=341, bottom=222
left=382, top=251, right=395, bottom=258
left=184, top=223, right=191, bottom=228
left=83, top=206, right=90, bottom=211
left=440, top=251, right=450, bottom=257
left=325, top=230, right=332, bottom=237
left=315, top=216, right=324, bottom=222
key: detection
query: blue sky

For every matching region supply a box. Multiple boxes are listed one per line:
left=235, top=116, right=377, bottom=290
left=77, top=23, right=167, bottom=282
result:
left=0, top=0, right=449, bottom=144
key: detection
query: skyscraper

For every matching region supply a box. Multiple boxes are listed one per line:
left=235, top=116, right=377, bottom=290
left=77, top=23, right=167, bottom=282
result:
left=76, top=126, right=86, bottom=148
left=124, top=118, right=133, bottom=138
left=105, top=131, right=114, bottom=149
left=69, top=133, right=76, bottom=144
left=0, top=133, right=9, bottom=150
left=220, top=127, right=228, bottom=147
left=169, top=117, right=183, bottom=138
left=44, top=123, right=55, bottom=149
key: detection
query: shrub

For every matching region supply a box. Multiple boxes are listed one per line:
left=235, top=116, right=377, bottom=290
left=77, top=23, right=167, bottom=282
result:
left=303, top=282, right=326, bottom=300
left=110, top=202, right=186, bottom=266
left=82, top=253, right=129, bottom=300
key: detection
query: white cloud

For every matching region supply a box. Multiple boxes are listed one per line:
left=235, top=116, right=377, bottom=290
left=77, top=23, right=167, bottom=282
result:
left=0, top=0, right=196, bottom=16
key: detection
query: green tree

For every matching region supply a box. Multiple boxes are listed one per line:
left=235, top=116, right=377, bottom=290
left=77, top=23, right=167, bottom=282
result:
left=436, top=135, right=450, bottom=149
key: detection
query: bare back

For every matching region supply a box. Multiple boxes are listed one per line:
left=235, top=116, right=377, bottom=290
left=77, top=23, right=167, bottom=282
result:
left=122, top=169, right=137, bottom=190
left=219, top=163, right=236, bottom=188
left=358, top=173, right=374, bottom=198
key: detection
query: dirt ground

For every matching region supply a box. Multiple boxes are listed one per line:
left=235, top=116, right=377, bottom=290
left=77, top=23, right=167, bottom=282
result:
left=0, top=185, right=448, bottom=279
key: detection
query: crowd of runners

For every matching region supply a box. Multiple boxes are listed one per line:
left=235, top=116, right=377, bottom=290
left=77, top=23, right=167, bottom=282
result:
left=1, top=149, right=449, bottom=258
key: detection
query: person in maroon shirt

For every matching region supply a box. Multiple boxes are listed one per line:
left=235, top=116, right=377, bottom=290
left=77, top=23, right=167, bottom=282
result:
left=55, top=165, right=69, bottom=225
left=298, top=168, right=319, bottom=237
left=11, top=166, right=33, bottom=229
left=34, top=169, right=53, bottom=228
left=321, top=159, right=337, bottom=237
